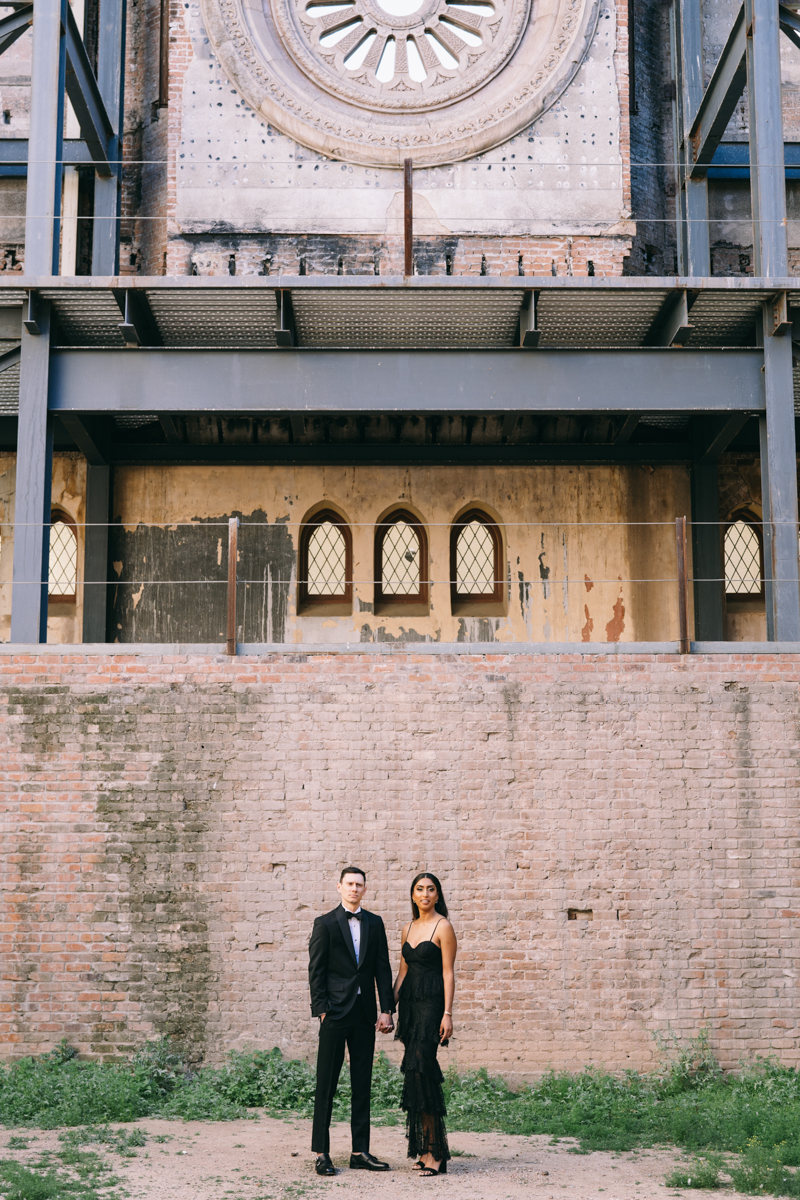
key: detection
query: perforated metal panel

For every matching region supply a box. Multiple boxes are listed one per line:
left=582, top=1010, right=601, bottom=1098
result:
left=684, top=291, right=770, bottom=346
left=0, top=360, right=19, bottom=413
left=0, top=289, right=26, bottom=307
left=292, top=289, right=524, bottom=348
left=144, top=290, right=279, bottom=348
left=40, top=288, right=127, bottom=347
left=536, top=290, right=671, bottom=347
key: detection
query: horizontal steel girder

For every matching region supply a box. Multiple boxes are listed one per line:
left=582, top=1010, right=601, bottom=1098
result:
left=48, top=349, right=766, bottom=414
left=686, top=3, right=747, bottom=179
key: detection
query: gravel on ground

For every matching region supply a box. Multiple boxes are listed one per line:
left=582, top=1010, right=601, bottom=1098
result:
left=1, top=1117, right=750, bottom=1199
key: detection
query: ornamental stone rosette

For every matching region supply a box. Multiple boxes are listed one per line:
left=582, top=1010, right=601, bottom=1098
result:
left=201, top=0, right=600, bottom=165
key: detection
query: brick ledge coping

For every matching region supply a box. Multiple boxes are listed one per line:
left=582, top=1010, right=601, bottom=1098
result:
left=1, top=641, right=799, bottom=655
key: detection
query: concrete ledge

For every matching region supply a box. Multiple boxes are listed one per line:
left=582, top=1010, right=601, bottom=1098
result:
left=2, top=640, right=800, bottom=655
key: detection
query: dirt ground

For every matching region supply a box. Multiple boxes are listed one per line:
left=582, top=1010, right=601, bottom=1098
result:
left=1, top=1116, right=752, bottom=1200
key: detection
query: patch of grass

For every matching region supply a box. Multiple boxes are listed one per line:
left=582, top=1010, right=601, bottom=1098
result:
left=0, top=1150, right=120, bottom=1200
left=665, top=1153, right=725, bottom=1188
left=4, top=1031, right=800, bottom=1196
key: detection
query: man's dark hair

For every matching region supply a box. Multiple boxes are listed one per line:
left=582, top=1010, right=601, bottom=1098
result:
left=340, top=866, right=366, bottom=883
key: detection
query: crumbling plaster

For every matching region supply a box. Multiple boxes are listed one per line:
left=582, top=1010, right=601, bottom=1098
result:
left=109, top=462, right=691, bottom=644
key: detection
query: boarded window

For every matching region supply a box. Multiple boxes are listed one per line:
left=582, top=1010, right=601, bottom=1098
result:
left=724, top=518, right=763, bottom=597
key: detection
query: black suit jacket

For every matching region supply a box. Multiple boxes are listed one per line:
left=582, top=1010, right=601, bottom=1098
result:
left=308, top=905, right=395, bottom=1021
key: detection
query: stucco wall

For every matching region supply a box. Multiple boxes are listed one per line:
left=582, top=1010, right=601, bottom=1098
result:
left=1, top=647, right=798, bottom=1078
left=107, top=462, right=692, bottom=644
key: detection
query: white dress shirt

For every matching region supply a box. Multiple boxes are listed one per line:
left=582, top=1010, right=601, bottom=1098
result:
left=346, top=906, right=362, bottom=992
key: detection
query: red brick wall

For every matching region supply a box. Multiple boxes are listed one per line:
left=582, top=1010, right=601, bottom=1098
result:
left=2, top=649, right=797, bottom=1077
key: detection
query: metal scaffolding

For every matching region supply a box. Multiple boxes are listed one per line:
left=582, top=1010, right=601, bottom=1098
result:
left=4, top=0, right=800, bottom=646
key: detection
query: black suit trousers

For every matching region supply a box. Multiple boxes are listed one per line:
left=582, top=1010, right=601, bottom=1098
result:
left=311, top=999, right=375, bottom=1154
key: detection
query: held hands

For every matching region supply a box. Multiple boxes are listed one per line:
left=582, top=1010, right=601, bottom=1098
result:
left=376, top=1013, right=394, bottom=1035
left=439, top=1013, right=453, bottom=1043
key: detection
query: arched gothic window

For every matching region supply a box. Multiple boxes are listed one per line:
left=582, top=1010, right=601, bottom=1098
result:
left=724, top=513, right=764, bottom=598
left=299, top=510, right=353, bottom=608
left=49, top=511, right=78, bottom=603
left=374, top=510, right=428, bottom=607
left=450, top=509, right=503, bottom=605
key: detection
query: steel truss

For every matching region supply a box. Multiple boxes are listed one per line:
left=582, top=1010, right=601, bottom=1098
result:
left=5, top=0, right=800, bottom=648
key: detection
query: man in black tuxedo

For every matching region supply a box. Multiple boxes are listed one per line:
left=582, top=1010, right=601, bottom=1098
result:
left=308, top=866, right=395, bottom=1176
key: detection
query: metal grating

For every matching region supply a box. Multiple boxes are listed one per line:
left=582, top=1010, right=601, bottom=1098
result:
left=144, top=290, right=279, bottom=348
left=684, top=291, right=771, bottom=346
left=292, top=289, right=524, bottom=348
left=0, top=360, right=19, bottom=413
left=381, top=520, right=421, bottom=594
left=456, top=520, right=494, bottom=594
left=114, top=414, right=160, bottom=429
left=536, top=290, right=672, bottom=347
left=725, top=520, right=762, bottom=594
left=306, top=521, right=347, bottom=595
left=40, top=289, right=127, bottom=347
left=49, top=518, right=77, bottom=596
left=0, top=289, right=26, bottom=307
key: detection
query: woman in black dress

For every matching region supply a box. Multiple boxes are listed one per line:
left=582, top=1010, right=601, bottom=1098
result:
left=394, top=872, right=458, bottom=1178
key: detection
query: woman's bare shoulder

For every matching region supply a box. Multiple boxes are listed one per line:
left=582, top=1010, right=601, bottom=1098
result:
left=401, top=920, right=412, bottom=942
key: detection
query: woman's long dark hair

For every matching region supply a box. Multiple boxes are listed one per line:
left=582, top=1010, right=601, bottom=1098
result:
left=410, top=872, right=448, bottom=920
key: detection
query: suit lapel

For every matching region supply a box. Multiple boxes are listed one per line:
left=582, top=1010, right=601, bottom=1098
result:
left=336, top=905, right=358, bottom=967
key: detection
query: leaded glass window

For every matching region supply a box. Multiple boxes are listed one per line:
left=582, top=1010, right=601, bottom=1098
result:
left=450, top=509, right=502, bottom=604
left=724, top=518, right=763, bottom=596
left=299, top=511, right=352, bottom=608
left=49, top=513, right=77, bottom=600
left=375, top=511, right=428, bottom=605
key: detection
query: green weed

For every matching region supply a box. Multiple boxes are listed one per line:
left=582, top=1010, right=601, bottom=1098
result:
left=665, top=1153, right=725, bottom=1188
left=728, top=1137, right=800, bottom=1195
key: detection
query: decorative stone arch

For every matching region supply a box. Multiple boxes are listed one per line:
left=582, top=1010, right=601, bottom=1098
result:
left=200, top=0, right=601, bottom=166
left=450, top=505, right=503, bottom=606
left=373, top=505, right=429, bottom=609
left=298, top=504, right=354, bottom=610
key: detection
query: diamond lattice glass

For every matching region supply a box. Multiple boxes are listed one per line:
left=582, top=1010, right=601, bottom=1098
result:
left=306, top=521, right=347, bottom=595
left=724, top=521, right=762, bottom=595
left=456, top=520, right=495, bottom=594
left=381, top=521, right=420, bottom=595
left=49, top=519, right=77, bottom=596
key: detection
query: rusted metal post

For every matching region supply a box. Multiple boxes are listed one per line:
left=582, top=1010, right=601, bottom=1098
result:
left=404, top=157, right=413, bottom=276
left=676, top=515, right=690, bottom=653
left=226, top=516, right=239, bottom=655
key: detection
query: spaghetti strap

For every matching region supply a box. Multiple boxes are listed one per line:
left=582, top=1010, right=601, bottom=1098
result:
left=429, top=919, right=443, bottom=942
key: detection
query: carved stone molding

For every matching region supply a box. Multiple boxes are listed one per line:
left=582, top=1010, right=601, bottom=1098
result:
left=201, top=0, right=600, bottom=165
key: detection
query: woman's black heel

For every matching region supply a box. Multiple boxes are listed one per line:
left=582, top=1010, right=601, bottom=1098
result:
left=419, top=1161, right=447, bottom=1176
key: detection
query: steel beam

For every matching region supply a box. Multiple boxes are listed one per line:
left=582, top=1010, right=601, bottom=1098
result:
left=685, top=4, right=747, bottom=179
left=113, top=288, right=162, bottom=346
left=107, top=442, right=697, bottom=466
left=58, top=412, right=106, bottom=463
left=47, top=349, right=767, bottom=414
left=697, top=412, right=751, bottom=460
left=92, top=0, right=126, bottom=274
left=645, top=288, right=696, bottom=345
left=10, top=300, right=53, bottom=643
left=64, top=3, right=114, bottom=175
left=0, top=4, right=32, bottom=57
left=761, top=301, right=800, bottom=638
left=25, top=0, right=67, bottom=275
left=691, top=462, right=724, bottom=640
left=746, top=0, right=789, bottom=277
left=759, top=413, right=775, bottom=640
left=678, top=0, right=710, bottom=272
left=81, top=463, right=109, bottom=641
left=780, top=4, right=800, bottom=51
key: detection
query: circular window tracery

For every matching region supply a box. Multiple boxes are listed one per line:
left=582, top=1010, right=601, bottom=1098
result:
left=201, top=0, right=600, bottom=165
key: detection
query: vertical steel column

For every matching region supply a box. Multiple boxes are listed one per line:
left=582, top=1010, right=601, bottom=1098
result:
left=678, top=0, right=710, bottom=274
left=691, top=462, right=724, bottom=640
left=25, top=0, right=67, bottom=274
left=92, top=0, right=126, bottom=274
left=758, top=414, right=776, bottom=640
left=761, top=310, right=800, bottom=639
left=81, top=464, right=110, bottom=641
left=11, top=299, right=53, bottom=643
left=669, top=3, right=688, bottom=274
left=745, top=0, right=788, bottom=276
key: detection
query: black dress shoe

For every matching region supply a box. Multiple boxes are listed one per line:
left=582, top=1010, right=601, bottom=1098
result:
left=350, top=1151, right=390, bottom=1171
left=315, top=1153, right=335, bottom=1176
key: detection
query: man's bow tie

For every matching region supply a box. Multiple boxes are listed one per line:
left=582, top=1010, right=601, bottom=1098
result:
left=347, top=910, right=362, bottom=921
